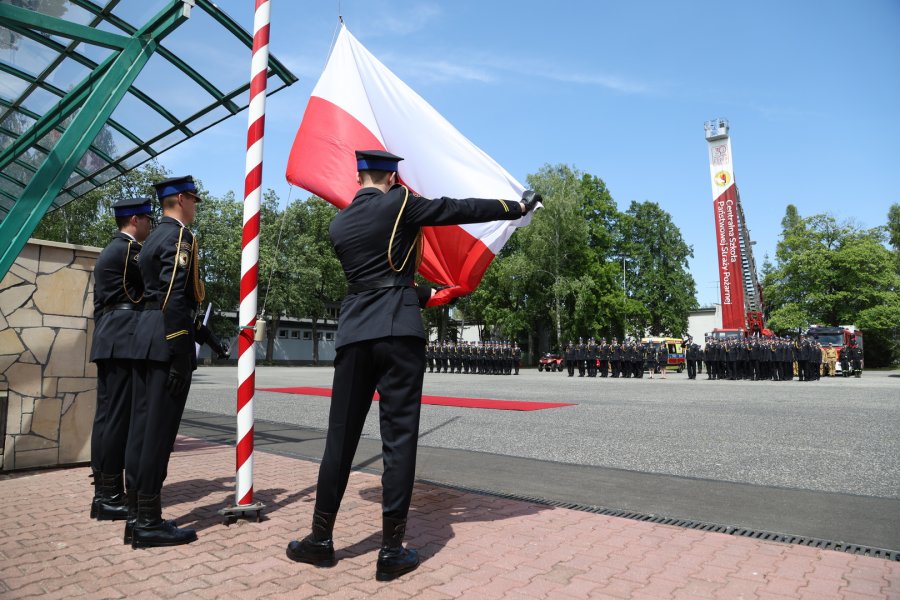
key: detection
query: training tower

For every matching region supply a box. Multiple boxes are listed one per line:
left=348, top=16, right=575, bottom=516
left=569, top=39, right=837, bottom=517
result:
left=703, top=119, right=765, bottom=334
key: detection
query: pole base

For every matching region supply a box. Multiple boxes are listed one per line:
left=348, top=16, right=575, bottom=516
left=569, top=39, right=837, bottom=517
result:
left=218, top=501, right=266, bottom=525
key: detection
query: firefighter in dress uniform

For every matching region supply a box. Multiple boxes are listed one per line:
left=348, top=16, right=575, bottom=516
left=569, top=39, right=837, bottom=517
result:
left=89, top=197, right=153, bottom=522
left=127, top=176, right=222, bottom=548
left=285, top=150, right=539, bottom=580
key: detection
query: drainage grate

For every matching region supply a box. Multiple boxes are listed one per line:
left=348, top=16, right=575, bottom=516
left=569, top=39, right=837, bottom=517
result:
left=422, top=479, right=900, bottom=562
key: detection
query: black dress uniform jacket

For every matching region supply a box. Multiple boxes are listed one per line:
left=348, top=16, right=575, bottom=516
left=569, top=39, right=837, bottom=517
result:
left=132, top=217, right=201, bottom=363
left=315, top=184, right=524, bottom=521
left=91, top=232, right=144, bottom=361
left=330, top=185, right=524, bottom=348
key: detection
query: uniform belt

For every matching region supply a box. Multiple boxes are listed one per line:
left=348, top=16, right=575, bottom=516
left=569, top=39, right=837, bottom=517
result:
left=101, top=302, right=142, bottom=315
left=143, top=301, right=197, bottom=320
left=346, top=276, right=413, bottom=295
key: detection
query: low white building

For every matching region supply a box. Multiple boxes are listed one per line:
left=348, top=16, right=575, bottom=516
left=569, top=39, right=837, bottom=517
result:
left=687, top=305, right=722, bottom=347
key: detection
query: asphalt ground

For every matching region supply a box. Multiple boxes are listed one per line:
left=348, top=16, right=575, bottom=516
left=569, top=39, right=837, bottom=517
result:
left=183, top=365, right=900, bottom=550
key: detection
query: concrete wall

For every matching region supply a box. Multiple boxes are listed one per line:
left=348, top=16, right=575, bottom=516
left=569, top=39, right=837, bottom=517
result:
left=0, top=239, right=100, bottom=471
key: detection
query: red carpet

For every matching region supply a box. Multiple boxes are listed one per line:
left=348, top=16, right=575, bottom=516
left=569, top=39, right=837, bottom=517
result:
left=257, top=387, right=575, bottom=411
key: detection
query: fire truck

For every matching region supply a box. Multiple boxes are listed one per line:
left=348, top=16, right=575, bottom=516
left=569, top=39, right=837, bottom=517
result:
left=805, top=325, right=864, bottom=372
left=703, top=119, right=773, bottom=340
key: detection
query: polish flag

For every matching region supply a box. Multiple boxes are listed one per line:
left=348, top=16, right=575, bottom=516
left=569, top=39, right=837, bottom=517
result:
left=285, top=25, right=535, bottom=306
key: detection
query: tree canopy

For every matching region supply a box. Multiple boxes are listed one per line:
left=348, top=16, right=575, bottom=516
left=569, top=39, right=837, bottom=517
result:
left=763, top=206, right=900, bottom=366
left=456, top=163, right=697, bottom=358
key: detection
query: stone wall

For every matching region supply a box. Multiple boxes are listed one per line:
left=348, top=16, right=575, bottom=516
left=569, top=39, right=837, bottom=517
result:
left=0, top=239, right=100, bottom=471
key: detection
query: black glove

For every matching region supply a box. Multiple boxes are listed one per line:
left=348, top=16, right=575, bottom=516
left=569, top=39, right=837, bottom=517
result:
left=415, top=285, right=433, bottom=309
left=196, top=323, right=228, bottom=359
left=521, top=190, right=542, bottom=215
left=167, top=352, right=193, bottom=398
left=417, top=285, right=462, bottom=308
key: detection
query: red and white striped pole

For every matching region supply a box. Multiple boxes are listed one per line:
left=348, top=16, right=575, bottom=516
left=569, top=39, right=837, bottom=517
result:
left=235, top=0, right=270, bottom=512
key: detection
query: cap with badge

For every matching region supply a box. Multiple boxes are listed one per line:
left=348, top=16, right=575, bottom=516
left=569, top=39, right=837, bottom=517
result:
left=112, top=196, right=153, bottom=217
left=355, top=150, right=403, bottom=173
left=153, top=175, right=201, bottom=201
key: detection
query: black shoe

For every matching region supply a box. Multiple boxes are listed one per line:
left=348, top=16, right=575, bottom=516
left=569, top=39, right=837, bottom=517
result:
left=131, top=493, right=196, bottom=549
left=286, top=508, right=337, bottom=567
left=375, top=516, right=419, bottom=581
left=95, top=472, right=129, bottom=521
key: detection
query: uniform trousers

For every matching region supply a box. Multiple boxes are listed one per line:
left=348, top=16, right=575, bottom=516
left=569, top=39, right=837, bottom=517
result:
left=315, top=336, right=424, bottom=520
left=126, top=355, right=191, bottom=494
left=92, top=359, right=134, bottom=474
left=686, top=359, right=696, bottom=379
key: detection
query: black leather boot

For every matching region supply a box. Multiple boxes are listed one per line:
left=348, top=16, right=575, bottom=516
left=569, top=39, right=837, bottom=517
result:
left=123, top=491, right=178, bottom=545
left=286, top=508, right=337, bottom=567
left=90, top=468, right=101, bottom=519
left=375, top=516, right=419, bottom=581
left=95, top=472, right=129, bottom=521
left=131, top=493, right=196, bottom=549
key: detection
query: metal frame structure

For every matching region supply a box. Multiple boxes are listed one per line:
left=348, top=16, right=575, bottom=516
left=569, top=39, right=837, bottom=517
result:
left=0, top=0, right=297, bottom=277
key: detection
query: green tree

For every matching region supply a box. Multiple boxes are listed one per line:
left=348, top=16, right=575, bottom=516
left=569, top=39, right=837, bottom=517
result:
left=764, top=211, right=900, bottom=366
left=888, top=203, right=900, bottom=251
left=617, top=201, right=697, bottom=336
left=458, top=164, right=697, bottom=358
left=781, top=203, right=802, bottom=232
left=33, top=162, right=170, bottom=246
left=289, top=197, right=344, bottom=365
left=461, top=164, right=595, bottom=352
left=193, top=189, right=242, bottom=339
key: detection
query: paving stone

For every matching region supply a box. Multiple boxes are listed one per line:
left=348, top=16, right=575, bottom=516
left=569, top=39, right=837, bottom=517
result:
left=0, top=435, right=897, bottom=600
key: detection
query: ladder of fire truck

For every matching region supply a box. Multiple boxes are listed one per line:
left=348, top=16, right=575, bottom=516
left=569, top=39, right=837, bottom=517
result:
left=734, top=186, right=762, bottom=314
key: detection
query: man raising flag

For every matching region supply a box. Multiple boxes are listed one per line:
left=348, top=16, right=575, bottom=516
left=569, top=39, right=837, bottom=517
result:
left=284, top=26, right=541, bottom=581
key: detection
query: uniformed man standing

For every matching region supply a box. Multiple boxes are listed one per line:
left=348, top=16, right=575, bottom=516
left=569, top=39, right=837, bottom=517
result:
left=575, top=338, right=586, bottom=377
left=849, top=341, right=863, bottom=377
left=564, top=340, right=576, bottom=377
left=598, top=339, right=609, bottom=377
left=825, top=343, right=837, bottom=377
left=839, top=344, right=851, bottom=376
left=127, top=176, right=205, bottom=548
left=685, top=343, right=697, bottom=380
left=285, top=150, right=539, bottom=581
left=89, top=197, right=153, bottom=521
left=586, top=338, right=597, bottom=377
left=512, top=342, right=522, bottom=375
left=610, top=338, right=621, bottom=378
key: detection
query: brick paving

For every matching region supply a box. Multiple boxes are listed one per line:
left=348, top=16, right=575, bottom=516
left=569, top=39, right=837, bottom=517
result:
left=1, top=437, right=898, bottom=599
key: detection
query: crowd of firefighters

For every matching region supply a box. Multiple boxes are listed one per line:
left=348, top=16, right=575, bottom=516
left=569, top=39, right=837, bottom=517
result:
left=424, top=336, right=864, bottom=380
left=425, top=341, right=523, bottom=375
left=562, top=338, right=670, bottom=378
left=692, top=337, right=864, bottom=381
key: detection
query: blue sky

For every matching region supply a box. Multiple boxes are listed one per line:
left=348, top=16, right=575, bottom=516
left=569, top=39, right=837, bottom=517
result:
left=157, top=0, right=900, bottom=306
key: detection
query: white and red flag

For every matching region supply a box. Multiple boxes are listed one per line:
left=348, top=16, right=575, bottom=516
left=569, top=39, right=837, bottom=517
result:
left=286, top=25, right=535, bottom=306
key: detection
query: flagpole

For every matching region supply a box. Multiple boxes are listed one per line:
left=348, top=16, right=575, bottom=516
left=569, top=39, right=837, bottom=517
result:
left=221, top=0, right=269, bottom=524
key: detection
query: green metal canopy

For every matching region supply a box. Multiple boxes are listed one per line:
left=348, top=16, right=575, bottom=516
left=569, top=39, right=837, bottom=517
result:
left=0, top=0, right=298, bottom=276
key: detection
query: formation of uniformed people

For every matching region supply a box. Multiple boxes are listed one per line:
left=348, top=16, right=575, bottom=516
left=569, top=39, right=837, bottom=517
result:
left=88, top=177, right=227, bottom=549
left=696, top=337, right=863, bottom=381
left=561, top=337, right=672, bottom=378
left=285, top=149, right=540, bottom=581
left=425, top=340, right=522, bottom=375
